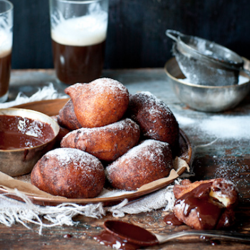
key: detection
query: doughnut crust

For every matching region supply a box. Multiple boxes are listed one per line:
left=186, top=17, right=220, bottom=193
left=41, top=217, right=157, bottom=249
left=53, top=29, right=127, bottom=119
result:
left=65, top=78, right=129, bottom=128
left=106, top=139, right=173, bottom=191
left=61, top=118, right=140, bottom=162
left=50, top=115, right=71, bottom=147
left=31, top=148, right=105, bottom=198
left=58, top=99, right=82, bottom=130
left=173, top=178, right=238, bottom=230
left=127, top=92, right=179, bottom=150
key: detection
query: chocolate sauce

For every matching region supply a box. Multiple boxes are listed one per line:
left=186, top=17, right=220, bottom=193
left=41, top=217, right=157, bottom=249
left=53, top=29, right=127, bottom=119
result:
left=210, top=239, right=221, bottom=245
left=94, top=220, right=159, bottom=249
left=105, top=220, right=158, bottom=244
left=94, top=231, right=139, bottom=250
left=0, top=115, right=54, bottom=150
left=164, top=213, right=183, bottom=226
left=63, top=234, right=73, bottom=238
left=174, top=182, right=223, bottom=230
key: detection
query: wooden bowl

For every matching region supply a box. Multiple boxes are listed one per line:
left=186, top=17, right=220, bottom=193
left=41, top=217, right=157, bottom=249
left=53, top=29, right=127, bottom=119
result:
left=0, top=108, right=60, bottom=176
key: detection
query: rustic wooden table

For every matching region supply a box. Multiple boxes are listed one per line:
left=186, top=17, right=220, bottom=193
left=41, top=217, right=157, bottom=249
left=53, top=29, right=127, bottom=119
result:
left=1, top=68, right=250, bottom=249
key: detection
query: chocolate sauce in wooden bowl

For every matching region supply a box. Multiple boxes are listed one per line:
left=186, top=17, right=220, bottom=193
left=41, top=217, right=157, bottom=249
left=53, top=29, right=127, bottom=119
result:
left=0, top=115, right=54, bottom=150
left=0, top=108, right=60, bottom=177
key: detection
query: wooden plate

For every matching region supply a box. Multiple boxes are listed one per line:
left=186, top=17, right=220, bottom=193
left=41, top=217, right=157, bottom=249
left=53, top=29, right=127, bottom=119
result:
left=13, top=98, right=70, bottom=116
left=0, top=99, right=192, bottom=206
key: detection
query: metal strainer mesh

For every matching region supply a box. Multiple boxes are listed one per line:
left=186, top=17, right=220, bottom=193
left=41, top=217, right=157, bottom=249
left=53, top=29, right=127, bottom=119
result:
left=166, top=30, right=245, bottom=86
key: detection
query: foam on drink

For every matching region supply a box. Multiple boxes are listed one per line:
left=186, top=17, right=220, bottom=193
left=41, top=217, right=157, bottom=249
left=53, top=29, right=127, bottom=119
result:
left=0, top=14, right=12, bottom=56
left=0, top=29, right=12, bottom=57
left=51, top=13, right=108, bottom=46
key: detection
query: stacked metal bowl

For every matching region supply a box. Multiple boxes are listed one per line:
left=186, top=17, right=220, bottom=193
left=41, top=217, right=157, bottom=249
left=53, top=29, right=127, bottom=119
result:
left=165, top=30, right=250, bottom=112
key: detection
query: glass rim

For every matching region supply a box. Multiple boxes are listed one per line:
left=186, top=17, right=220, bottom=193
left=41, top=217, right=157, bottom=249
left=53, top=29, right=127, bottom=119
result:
left=0, top=0, right=13, bottom=14
left=52, top=0, right=104, bottom=4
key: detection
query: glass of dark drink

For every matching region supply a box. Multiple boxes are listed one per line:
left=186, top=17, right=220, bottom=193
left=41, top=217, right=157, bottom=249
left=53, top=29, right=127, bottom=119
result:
left=0, top=0, right=13, bottom=102
left=49, top=0, right=109, bottom=85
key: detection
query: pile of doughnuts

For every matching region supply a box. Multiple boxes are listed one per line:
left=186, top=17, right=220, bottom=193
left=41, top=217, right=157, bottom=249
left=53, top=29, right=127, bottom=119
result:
left=31, top=78, right=180, bottom=198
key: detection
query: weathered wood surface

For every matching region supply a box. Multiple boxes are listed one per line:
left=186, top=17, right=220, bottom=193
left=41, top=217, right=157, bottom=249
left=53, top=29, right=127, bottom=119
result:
left=1, top=68, right=250, bottom=249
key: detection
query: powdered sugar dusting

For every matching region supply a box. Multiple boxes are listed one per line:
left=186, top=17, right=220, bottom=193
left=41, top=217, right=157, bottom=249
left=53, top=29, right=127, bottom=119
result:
left=66, top=78, right=128, bottom=102
left=107, top=139, right=169, bottom=175
left=175, top=115, right=195, bottom=126
left=67, top=83, right=82, bottom=91
left=89, top=78, right=128, bottom=96
left=63, top=118, right=138, bottom=141
left=175, top=112, right=250, bottom=200
left=130, top=92, right=174, bottom=128
left=135, top=91, right=171, bottom=115
left=18, top=118, right=44, bottom=138
left=175, top=114, right=250, bottom=140
left=46, top=148, right=103, bottom=172
left=122, top=139, right=168, bottom=161
left=200, top=116, right=250, bottom=139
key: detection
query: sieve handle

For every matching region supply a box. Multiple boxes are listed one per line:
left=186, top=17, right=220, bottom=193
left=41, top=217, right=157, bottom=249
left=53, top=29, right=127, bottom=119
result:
left=166, top=29, right=184, bottom=42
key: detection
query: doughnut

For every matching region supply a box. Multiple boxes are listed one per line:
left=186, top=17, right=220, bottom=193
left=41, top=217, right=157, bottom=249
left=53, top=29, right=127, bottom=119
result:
left=127, top=92, right=179, bottom=151
left=58, top=99, right=82, bottom=130
left=31, top=148, right=105, bottom=198
left=173, top=178, right=238, bottom=230
left=106, top=139, right=173, bottom=191
left=65, top=78, right=129, bottom=128
left=50, top=115, right=71, bottom=147
left=61, top=118, right=140, bottom=162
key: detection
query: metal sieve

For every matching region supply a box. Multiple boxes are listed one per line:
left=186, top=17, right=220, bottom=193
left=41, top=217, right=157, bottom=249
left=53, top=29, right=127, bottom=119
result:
left=166, top=29, right=248, bottom=86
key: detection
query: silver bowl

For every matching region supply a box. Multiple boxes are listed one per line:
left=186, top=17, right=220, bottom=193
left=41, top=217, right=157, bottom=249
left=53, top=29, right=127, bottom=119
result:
left=0, top=108, right=60, bottom=176
left=164, top=57, right=250, bottom=112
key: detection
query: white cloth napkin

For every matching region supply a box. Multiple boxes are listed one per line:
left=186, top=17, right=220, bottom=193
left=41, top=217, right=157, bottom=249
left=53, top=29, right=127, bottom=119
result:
left=0, top=185, right=176, bottom=235
left=0, top=83, right=67, bottom=109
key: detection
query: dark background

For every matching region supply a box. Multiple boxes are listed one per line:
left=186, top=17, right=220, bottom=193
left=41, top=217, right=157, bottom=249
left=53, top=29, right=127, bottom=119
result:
left=10, top=0, right=250, bottom=69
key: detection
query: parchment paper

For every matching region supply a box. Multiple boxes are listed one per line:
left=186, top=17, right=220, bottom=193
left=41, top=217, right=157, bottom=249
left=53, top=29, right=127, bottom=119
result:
left=0, top=157, right=189, bottom=201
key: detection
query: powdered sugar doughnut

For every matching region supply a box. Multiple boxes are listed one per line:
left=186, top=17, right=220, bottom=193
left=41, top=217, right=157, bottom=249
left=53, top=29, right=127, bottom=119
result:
left=106, top=139, right=173, bottom=191
left=58, top=99, right=82, bottom=130
left=31, top=148, right=105, bottom=198
left=127, top=92, right=179, bottom=151
left=61, top=118, right=140, bottom=162
left=65, top=78, right=129, bottom=128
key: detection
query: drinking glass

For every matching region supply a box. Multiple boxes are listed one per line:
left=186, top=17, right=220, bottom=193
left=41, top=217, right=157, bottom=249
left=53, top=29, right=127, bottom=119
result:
left=49, top=0, right=109, bottom=85
left=0, top=0, right=13, bottom=102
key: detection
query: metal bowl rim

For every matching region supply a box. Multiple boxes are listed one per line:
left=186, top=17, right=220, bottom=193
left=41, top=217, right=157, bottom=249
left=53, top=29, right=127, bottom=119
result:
left=164, top=58, right=250, bottom=89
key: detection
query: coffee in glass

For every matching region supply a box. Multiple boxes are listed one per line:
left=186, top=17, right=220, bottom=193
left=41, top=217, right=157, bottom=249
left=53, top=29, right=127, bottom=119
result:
left=49, top=0, right=109, bottom=85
